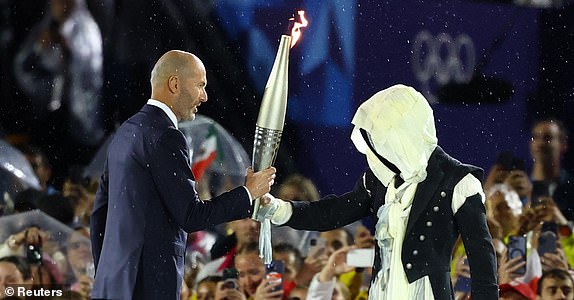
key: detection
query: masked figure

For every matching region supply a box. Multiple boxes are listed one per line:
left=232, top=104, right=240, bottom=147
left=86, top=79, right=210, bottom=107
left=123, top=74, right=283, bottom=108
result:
left=256, top=84, right=498, bottom=299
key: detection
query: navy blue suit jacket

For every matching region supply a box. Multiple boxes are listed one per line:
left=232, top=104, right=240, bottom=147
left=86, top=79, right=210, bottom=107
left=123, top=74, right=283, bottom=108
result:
left=91, top=104, right=252, bottom=299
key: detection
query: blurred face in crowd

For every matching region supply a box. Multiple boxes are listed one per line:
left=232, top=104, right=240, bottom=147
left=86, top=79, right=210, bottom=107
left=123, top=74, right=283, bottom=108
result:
left=320, top=229, right=351, bottom=256
left=230, top=219, right=260, bottom=246
left=66, top=231, right=92, bottom=275
left=26, top=153, right=51, bottom=189
left=273, top=250, right=297, bottom=282
left=538, top=276, right=574, bottom=300
left=197, top=280, right=217, bottom=300
left=277, top=184, right=301, bottom=201
left=0, top=261, right=26, bottom=297
left=530, top=121, right=566, bottom=166
left=235, top=252, right=264, bottom=297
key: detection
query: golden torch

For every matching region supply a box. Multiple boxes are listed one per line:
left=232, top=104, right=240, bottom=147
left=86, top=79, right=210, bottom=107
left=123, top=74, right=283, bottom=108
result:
left=252, top=11, right=308, bottom=264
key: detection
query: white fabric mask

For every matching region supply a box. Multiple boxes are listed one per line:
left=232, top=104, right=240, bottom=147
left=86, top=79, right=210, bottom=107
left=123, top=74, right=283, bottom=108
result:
left=351, top=84, right=438, bottom=185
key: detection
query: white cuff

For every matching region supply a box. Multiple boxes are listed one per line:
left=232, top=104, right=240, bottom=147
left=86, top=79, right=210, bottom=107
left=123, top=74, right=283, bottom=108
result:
left=242, top=186, right=253, bottom=205
left=271, top=201, right=292, bottom=225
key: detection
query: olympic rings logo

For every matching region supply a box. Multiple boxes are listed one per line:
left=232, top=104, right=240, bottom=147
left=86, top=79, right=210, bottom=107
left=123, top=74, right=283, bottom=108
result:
left=411, top=30, right=476, bottom=85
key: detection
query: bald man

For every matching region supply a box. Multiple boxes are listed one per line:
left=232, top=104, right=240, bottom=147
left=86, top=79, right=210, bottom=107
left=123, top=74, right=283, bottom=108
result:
left=91, top=50, right=276, bottom=300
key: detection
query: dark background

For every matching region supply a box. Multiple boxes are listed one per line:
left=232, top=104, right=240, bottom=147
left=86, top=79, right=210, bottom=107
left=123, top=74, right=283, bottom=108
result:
left=1, top=0, right=573, bottom=195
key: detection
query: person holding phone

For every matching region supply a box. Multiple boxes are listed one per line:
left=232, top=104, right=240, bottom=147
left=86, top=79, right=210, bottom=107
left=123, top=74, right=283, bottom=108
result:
left=306, top=246, right=355, bottom=300
left=495, top=247, right=528, bottom=292
left=195, top=276, right=222, bottom=300
left=290, top=236, right=328, bottom=289
left=537, top=222, right=570, bottom=273
left=529, top=118, right=574, bottom=221
left=213, top=271, right=246, bottom=300
left=254, top=85, right=498, bottom=299
left=234, top=242, right=282, bottom=300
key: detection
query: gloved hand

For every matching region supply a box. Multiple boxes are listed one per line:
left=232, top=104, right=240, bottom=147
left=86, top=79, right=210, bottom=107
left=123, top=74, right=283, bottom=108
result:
left=251, top=193, right=293, bottom=264
left=251, top=193, right=292, bottom=225
left=252, top=193, right=280, bottom=222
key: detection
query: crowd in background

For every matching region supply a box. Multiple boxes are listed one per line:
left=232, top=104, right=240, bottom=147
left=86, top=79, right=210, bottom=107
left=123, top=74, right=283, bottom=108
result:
left=1, top=118, right=574, bottom=300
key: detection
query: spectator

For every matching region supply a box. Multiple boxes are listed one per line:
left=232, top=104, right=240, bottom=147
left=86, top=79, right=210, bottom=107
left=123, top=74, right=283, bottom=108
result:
left=197, top=219, right=260, bottom=284
left=498, top=282, right=536, bottom=300
left=234, top=242, right=282, bottom=300
left=196, top=275, right=222, bottom=300
left=20, top=145, right=58, bottom=195
left=272, top=243, right=304, bottom=297
left=63, top=227, right=93, bottom=286
left=214, top=278, right=246, bottom=300
left=234, top=242, right=263, bottom=299
left=13, top=0, right=104, bottom=186
left=0, top=226, right=48, bottom=259
left=0, top=256, right=32, bottom=298
left=211, top=219, right=260, bottom=261
left=306, top=246, right=354, bottom=300
left=484, top=151, right=531, bottom=206
left=13, top=0, right=104, bottom=146
left=276, top=174, right=320, bottom=203
left=62, top=165, right=96, bottom=226
left=536, top=268, right=574, bottom=300
left=321, top=228, right=354, bottom=257
left=529, top=118, right=574, bottom=220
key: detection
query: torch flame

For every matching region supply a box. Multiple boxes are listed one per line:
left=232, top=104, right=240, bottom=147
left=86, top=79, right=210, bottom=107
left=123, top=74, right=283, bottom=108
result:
left=290, top=10, right=308, bottom=48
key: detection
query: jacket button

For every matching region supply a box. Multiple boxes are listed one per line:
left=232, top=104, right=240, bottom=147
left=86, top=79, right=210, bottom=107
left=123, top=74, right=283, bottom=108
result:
left=419, top=235, right=425, bottom=241
left=426, top=221, right=432, bottom=227
left=441, top=191, right=446, bottom=197
left=433, top=206, right=439, bottom=212
left=406, top=263, right=412, bottom=269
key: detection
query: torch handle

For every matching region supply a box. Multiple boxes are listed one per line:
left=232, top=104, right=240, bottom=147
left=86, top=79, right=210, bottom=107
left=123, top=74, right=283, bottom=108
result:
left=252, top=126, right=283, bottom=171
left=251, top=126, right=283, bottom=218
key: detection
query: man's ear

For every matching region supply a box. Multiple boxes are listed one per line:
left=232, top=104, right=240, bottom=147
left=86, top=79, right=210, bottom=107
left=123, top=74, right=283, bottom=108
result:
left=168, top=75, right=179, bottom=94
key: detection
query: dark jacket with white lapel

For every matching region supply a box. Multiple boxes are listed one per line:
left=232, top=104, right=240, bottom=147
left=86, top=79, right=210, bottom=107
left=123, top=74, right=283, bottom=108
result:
left=91, top=104, right=253, bottom=300
left=285, top=146, right=498, bottom=299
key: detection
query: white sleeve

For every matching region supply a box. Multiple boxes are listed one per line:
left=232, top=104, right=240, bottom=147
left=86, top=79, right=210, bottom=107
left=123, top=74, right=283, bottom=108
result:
left=451, top=173, right=485, bottom=215
left=271, top=200, right=293, bottom=225
left=242, top=186, right=253, bottom=205
left=306, top=273, right=337, bottom=300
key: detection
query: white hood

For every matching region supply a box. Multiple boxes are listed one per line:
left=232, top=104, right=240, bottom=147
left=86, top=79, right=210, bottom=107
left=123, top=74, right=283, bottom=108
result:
left=351, top=84, right=438, bottom=185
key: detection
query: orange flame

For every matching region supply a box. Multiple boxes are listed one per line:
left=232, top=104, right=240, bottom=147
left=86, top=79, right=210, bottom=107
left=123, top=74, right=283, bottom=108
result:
left=290, top=10, right=308, bottom=48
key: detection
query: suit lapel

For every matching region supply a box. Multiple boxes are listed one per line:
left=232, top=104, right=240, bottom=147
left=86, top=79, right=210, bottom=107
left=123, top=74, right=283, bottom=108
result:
left=405, top=147, right=444, bottom=234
